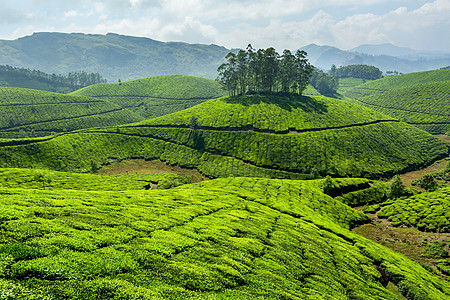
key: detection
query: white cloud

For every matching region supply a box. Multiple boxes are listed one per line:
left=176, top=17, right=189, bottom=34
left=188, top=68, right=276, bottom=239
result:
left=1, top=0, right=449, bottom=52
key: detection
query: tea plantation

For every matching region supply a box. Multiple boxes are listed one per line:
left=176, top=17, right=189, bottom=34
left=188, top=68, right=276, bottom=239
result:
left=356, top=80, right=450, bottom=134
left=0, top=174, right=449, bottom=299
left=378, top=186, right=450, bottom=232
left=0, top=94, right=447, bottom=179
left=0, top=87, right=142, bottom=138
left=343, top=69, right=450, bottom=99
left=71, top=75, right=226, bottom=119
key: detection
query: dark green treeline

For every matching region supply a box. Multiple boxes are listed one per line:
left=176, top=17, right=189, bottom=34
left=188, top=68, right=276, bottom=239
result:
left=217, top=45, right=313, bottom=96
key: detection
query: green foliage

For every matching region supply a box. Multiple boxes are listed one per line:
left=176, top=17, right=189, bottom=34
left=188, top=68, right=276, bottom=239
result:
left=416, top=174, right=439, bottom=192
left=310, top=69, right=338, bottom=96
left=343, top=69, right=450, bottom=99
left=32, top=170, right=53, bottom=190
left=426, top=241, right=448, bottom=259
left=71, top=75, right=225, bottom=119
left=217, top=46, right=313, bottom=96
left=356, top=80, right=450, bottom=134
left=0, top=176, right=448, bottom=298
left=386, top=175, right=406, bottom=199
left=0, top=87, right=142, bottom=138
left=378, top=186, right=450, bottom=232
left=333, top=64, right=383, bottom=80
left=436, top=260, right=450, bottom=275
left=0, top=94, right=447, bottom=179
left=0, top=65, right=107, bottom=93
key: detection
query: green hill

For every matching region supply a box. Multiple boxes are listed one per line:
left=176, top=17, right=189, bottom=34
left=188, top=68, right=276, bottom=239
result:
left=0, top=174, right=448, bottom=299
left=343, top=70, right=450, bottom=99
left=71, top=75, right=226, bottom=119
left=0, top=94, right=447, bottom=179
left=356, top=80, right=450, bottom=134
left=0, top=87, right=143, bottom=138
left=0, top=32, right=231, bottom=81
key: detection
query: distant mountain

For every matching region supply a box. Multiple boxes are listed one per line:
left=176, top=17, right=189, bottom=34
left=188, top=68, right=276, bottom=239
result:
left=301, top=43, right=450, bottom=73
left=0, top=32, right=231, bottom=82
left=349, top=44, right=421, bottom=57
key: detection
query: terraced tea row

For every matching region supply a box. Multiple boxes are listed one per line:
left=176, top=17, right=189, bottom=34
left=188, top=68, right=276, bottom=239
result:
left=72, top=75, right=226, bottom=119
left=0, top=94, right=447, bottom=179
left=343, top=69, right=450, bottom=99
left=356, top=80, right=450, bottom=134
left=0, top=176, right=448, bottom=299
left=0, top=87, right=143, bottom=138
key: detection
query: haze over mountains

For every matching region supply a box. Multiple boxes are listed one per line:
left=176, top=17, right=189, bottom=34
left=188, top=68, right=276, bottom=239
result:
left=300, top=43, right=450, bottom=74
left=0, top=32, right=449, bottom=82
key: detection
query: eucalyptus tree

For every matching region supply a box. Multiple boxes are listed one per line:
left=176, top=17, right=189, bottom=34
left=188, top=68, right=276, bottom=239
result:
left=217, top=46, right=313, bottom=96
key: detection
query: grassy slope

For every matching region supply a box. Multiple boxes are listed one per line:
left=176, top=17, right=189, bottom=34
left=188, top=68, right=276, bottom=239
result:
left=343, top=69, right=450, bottom=99
left=0, top=94, right=447, bottom=179
left=356, top=81, right=450, bottom=134
left=71, top=75, right=226, bottom=119
left=0, top=175, right=448, bottom=299
left=0, top=87, right=143, bottom=138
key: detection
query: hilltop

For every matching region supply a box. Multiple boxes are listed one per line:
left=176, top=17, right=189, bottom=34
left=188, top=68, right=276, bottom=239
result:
left=0, top=94, right=447, bottom=179
left=356, top=80, right=450, bottom=134
left=0, top=32, right=231, bottom=81
left=342, top=69, right=450, bottom=99
left=0, top=87, right=142, bottom=138
left=0, top=172, right=448, bottom=299
left=71, top=75, right=226, bottom=119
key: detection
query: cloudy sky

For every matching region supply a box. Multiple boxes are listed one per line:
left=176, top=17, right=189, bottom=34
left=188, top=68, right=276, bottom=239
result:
left=1, top=0, right=449, bottom=51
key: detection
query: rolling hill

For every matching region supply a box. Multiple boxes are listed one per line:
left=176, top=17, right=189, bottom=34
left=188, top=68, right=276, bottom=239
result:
left=0, top=172, right=448, bottom=299
left=0, top=87, right=143, bottom=138
left=0, top=32, right=231, bottom=81
left=356, top=80, right=450, bottom=134
left=71, top=75, right=226, bottom=119
left=342, top=69, right=450, bottom=99
left=0, top=94, right=447, bottom=179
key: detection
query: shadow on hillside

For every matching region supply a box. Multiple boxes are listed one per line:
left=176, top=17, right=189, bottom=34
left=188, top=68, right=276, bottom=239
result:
left=224, top=94, right=328, bottom=113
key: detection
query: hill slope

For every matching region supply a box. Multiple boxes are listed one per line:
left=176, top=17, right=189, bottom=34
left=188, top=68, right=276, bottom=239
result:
left=0, top=94, right=447, bottom=179
left=342, top=69, right=450, bottom=99
left=0, top=32, right=231, bottom=81
left=71, top=75, right=226, bottom=119
left=356, top=80, right=450, bottom=134
left=301, top=44, right=450, bottom=73
left=0, top=87, right=143, bottom=138
left=0, top=174, right=448, bottom=299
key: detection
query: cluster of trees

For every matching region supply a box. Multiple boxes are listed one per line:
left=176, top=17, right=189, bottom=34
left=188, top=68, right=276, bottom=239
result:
left=330, top=64, right=382, bottom=80
left=310, top=70, right=339, bottom=96
left=217, top=45, right=313, bottom=96
left=0, top=65, right=107, bottom=92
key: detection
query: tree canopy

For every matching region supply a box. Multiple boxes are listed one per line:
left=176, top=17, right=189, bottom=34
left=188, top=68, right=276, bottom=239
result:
left=331, top=64, right=383, bottom=80
left=0, top=65, right=107, bottom=93
left=217, top=45, right=313, bottom=96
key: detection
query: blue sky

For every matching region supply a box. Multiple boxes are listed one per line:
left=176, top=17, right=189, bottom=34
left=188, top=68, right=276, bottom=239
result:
left=1, top=0, right=449, bottom=51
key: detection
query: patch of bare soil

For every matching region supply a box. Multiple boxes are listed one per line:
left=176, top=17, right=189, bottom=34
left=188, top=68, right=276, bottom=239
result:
left=399, top=157, right=449, bottom=189
left=98, top=159, right=206, bottom=182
